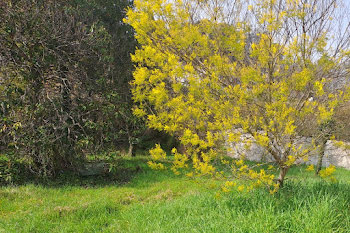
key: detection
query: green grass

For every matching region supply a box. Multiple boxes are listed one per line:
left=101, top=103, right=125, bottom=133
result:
left=1, top=156, right=350, bottom=232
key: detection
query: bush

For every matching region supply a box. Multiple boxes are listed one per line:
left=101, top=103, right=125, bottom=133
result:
left=0, top=0, right=143, bottom=176
left=0, top=153, right=31, bottom=185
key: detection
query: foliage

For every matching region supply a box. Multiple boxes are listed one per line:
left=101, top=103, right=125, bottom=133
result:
left=125, top=0, right=350, bottom=191
left=0, top=153, right=31, bottom=185
left=0, top=0, right=143, bottom=175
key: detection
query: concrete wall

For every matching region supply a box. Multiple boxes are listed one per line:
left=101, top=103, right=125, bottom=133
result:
left=227, top=134, right=350, bottom=170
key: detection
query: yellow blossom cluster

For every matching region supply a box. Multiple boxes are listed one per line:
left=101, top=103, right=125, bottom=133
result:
left=147, top=161, right=166, bottom=170
left=319, top=165, right=336, bottom=181
left=306, top=164, right=314, bottom=171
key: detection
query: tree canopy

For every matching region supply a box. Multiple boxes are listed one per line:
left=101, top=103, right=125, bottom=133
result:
left=0, top=0, right=142, bottom=175
left=126, top=0, right=350, bottom=191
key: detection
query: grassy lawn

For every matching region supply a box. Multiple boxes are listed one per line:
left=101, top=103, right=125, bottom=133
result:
left=1, top=156, right=350, bottom=233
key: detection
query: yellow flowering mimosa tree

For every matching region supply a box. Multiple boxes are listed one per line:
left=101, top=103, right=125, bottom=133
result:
left=125, top=0, right=349, bottom=192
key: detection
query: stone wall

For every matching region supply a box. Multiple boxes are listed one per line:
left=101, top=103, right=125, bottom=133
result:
left=227, top=134, right=350, bottom=170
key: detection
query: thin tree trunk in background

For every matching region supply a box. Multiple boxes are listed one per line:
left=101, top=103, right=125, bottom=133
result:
left=128, top=141, right=134, bottom=157
left=316, top=119, right=335, bottom=175
left=315, top=140, right=327, bottom=175
left=277, top=167, right=289, bottom=187
left=127, top=132, right=134, bottom=157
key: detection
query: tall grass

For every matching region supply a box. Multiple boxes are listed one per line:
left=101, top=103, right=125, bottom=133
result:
left=1, top=156, right=349, bottom=232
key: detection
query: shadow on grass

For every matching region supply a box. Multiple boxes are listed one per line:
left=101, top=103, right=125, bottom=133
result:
left=1, top=156, right=183, bottom=188
left=0, top=157, right=150, bottom=188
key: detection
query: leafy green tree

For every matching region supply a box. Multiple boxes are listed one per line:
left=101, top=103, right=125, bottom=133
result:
left=0, top=0, right=143, bottom=175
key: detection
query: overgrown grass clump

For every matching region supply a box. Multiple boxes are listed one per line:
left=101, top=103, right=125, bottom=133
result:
left=1, top=156, right=349, bottom=232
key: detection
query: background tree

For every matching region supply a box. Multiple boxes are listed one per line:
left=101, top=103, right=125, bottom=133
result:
left=0, top=0, right=144, bottom=176
left=126, top=0, right=350, bottom=191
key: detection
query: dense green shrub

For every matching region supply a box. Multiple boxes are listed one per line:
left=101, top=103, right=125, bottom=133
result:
left=0, top=153, right=31, bottom=185
left=0, top=0, right=144, bottom=176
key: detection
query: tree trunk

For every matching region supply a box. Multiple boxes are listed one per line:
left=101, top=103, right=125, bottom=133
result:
left=316, top=119, right=335, bottom=175
left=315, top=140, right=327, bottom=175
left=127, top=142, right=134, bottom=157
left=277, top=166, right=289, bottom=187
left=127, top=132, right=134, bottom=157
